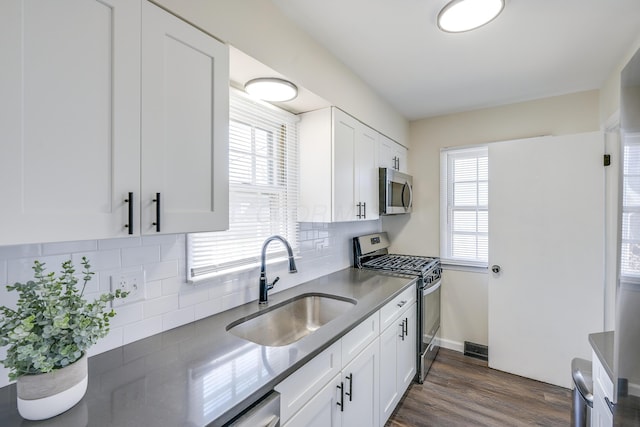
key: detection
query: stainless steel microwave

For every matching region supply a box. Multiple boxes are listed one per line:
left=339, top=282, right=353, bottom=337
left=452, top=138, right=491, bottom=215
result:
left=379, top=168, right=413, bottom=215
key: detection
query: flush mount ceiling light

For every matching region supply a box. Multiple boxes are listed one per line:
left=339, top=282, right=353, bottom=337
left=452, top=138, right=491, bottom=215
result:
left=244, top=78, right=298, bottom=102
left=437, top=0, right=505, bottom=33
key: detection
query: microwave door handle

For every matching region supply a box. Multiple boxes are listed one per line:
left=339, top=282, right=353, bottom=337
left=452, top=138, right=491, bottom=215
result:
left=402, top=181, right=413, bottom=211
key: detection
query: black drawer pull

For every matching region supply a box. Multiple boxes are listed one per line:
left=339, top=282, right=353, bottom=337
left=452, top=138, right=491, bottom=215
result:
left=152, top=193, right=161, bottom=232
left=124, top=192, right=133, bottom=234
left=345, top=373, right=353, bottom=401
left=337, top=382, right=344, bottom=412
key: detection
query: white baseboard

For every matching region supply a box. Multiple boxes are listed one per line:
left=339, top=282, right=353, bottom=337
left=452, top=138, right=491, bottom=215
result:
left=438, top=337, right=464, bottom=353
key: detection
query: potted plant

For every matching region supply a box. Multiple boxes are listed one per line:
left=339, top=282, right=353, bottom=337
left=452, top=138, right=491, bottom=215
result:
left=0, top=257, right=126, bottom=420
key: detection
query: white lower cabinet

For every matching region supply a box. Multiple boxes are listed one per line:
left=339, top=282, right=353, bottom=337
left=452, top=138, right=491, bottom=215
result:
left=284, top=373, right=343, bottom=427
left=277, top=288, right=416, bottom=427
left=282, top=339, right=380, bottom=427
left=380, top=302, right=416, bottom=425
left=591, top=351, right=614, bottom=427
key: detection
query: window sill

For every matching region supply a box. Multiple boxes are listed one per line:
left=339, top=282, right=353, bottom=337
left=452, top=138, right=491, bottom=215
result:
left=441, top=260, right=488, bottom=274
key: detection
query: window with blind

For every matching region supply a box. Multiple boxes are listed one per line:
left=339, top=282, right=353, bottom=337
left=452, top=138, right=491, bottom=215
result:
left=621, top=132, right=640, bottom=280
left=440, top=146, right=488, bottom=267
left=187, top=89, right=299, bottom=282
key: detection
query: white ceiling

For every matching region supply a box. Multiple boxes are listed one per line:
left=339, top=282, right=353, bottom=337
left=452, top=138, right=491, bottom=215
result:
left=271, top=0, right=640, bottom=120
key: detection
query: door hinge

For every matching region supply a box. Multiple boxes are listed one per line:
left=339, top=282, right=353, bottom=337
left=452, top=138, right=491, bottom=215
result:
left=604, top=154, right=611, bottom=166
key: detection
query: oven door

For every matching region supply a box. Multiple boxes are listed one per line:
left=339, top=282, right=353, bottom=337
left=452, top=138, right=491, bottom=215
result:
left=418, top=277, right=441, bottom=383
left=421, top=278, right=441, bottom=351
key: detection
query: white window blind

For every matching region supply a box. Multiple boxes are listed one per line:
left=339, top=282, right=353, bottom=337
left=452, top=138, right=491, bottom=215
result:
left=621, top=132, right=640, bottom=280
left=440, top=146, right=488, bottom=267
left=187, top=89, right=299, bottom=282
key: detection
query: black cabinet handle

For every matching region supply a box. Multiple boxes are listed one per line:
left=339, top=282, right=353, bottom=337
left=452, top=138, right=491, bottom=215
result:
left=345, top=373, right=353, bottom=401
left=363, top=202, right=366, bottom=219
left=124, top=192, right=133, bottom=235
left=399, top=321, right=405, bottom=340
left=404, top=318, right=409, bottom=337
left=356, top=202, right=362, bottom=219
left=337, top=382, right=344, bottom=412
left=152, top=193, right=161, bottom=232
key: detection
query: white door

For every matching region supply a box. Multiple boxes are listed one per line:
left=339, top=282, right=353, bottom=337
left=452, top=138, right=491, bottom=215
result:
left=0, top=0, right=140, bottom=245
left=341, top=339, right=379, bottom=427
left=379, top=323, right=399, bottom=424
left=283, top=374, right=342, bottom=427
left=398, top=303, right=417, bottom=390
left=488, top=132, right=605, bottom=388
left=141, top=2, right=229, bottom=235
left=356, top=124, right=379, bottom=221
left=333, top=108, right=357, bottom=221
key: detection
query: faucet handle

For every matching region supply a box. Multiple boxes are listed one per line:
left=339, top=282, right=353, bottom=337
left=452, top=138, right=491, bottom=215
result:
left=268, top=276, right=280, bottom=291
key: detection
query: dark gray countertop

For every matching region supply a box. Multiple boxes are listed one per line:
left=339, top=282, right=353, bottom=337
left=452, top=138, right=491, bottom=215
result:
left=0, top=267, right=416, bottom=426
left=589, top=331, right=614, bottom=381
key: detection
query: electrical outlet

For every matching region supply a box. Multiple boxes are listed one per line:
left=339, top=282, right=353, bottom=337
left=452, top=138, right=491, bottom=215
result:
left=110, top=271, right=145, bottom=307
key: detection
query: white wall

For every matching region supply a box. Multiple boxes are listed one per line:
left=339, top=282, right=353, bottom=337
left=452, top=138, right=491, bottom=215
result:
left=152, top=0, right=409, bottom=147
left=0, top=220, right=380, bottom=389
left=383, top=90, right=601, bottom=350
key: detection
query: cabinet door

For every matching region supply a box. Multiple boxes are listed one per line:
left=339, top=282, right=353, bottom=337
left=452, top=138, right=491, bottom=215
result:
left=357, top=124, right=379, bottom=220
left=141, top=2, right=229, bottom=235
left=379, top=322, right=400, bottom=425
left=378, top=134, right=408, bottom=173
left=284, top=374, right=342, bottom=427
left=397, top=302, right=417, bottom=392
left=332, top=108, right=358, bottom=222
left=342, top=339, right=380, bottom=427
left=0, top=0, right=140, bottom=245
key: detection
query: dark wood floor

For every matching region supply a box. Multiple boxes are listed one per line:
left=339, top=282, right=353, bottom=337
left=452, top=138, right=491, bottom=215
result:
left=386, top=348, right=572, bottom=427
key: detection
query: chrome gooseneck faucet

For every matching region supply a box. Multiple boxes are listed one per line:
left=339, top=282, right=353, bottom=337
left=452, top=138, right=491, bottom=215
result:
left=259, top=235, right=297, bottom=304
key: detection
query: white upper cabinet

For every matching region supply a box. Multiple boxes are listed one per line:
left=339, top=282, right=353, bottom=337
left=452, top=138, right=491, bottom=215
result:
left=141, top=2, right=228, bottom=235
left=379, top=134, right=408, bottom=173
left=0, top=0, right=229, bottom=245
left=299, top=107, right=379, bottom=222
left=0, top=0, right=141, bottom=245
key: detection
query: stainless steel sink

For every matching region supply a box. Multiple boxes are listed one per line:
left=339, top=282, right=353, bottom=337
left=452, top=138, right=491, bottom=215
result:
left=226, top=293, right=357, bottom=346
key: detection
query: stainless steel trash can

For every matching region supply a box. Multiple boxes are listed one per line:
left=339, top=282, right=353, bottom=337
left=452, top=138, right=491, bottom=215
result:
left=571, top=358, right=594, bottom=427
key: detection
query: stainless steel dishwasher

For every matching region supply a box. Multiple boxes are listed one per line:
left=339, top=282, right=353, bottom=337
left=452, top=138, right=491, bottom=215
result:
left=227, top=391, right=280, bottom=427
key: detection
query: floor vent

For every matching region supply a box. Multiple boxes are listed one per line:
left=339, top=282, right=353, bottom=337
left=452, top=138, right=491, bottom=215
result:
left=464, top=341, right=488, bottom=361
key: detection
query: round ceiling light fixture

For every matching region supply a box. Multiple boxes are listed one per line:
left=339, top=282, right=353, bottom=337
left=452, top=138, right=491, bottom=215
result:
left=244, top=77, right=298, bottom=102
left=437, top=0, right=505, bottom=33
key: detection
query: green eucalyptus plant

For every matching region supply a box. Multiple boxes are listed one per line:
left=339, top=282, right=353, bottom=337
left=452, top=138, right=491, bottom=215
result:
left=0, top=257, right=127, bottom=381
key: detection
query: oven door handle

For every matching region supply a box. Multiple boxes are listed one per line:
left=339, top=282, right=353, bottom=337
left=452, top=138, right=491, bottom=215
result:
left=422, top=279, right=441, bottom=296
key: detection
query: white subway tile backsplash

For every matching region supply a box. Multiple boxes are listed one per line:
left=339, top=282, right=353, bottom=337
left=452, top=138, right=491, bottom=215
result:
left=88, top=327, right=124, bottom=357
left=160, top=276, right=181, bottom=295
left=179, top=287, right=209, bottom=308
left=145, top=260, right=178, bottom=282
left=7, top=254, right=70, bottom=284
left=144, top=294, right=179, bottom=318
left=162, top=306, right=195, bottom=331
left=0, top=260, right=7, bottom=285
left=123, top=317, right=162, bottom=345
left=98, top=237, right=142, bottom=250
left=72, top=249, right=121, bottom=272
left=145, top=280, right=162, bottom=300
left=121, top=246, right=160, bottom=267
left=111, top=302, right=144, bottom=328
left=0, top=219, right=382, bottom=390
left=194, top=298, right=223, bottom=321
left=42, top=240, right=98, bottom=256
left=0, top=244, right=41, bottom=260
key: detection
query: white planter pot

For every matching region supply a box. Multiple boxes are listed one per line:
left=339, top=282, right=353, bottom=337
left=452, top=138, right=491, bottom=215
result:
left=16, top=354, right=88, bottom=421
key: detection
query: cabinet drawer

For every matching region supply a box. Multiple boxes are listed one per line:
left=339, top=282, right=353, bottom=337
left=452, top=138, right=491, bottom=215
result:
left=342, top=312, right=379, bottom=367
left=276, top=341, right=341, bottom=424
left=380, top=285, right=416, bottom=331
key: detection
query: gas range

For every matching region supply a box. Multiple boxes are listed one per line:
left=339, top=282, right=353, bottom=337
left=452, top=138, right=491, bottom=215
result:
left=353, top=232, right=441, bottom=384
left=353, top=232, right=440, bottom=282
